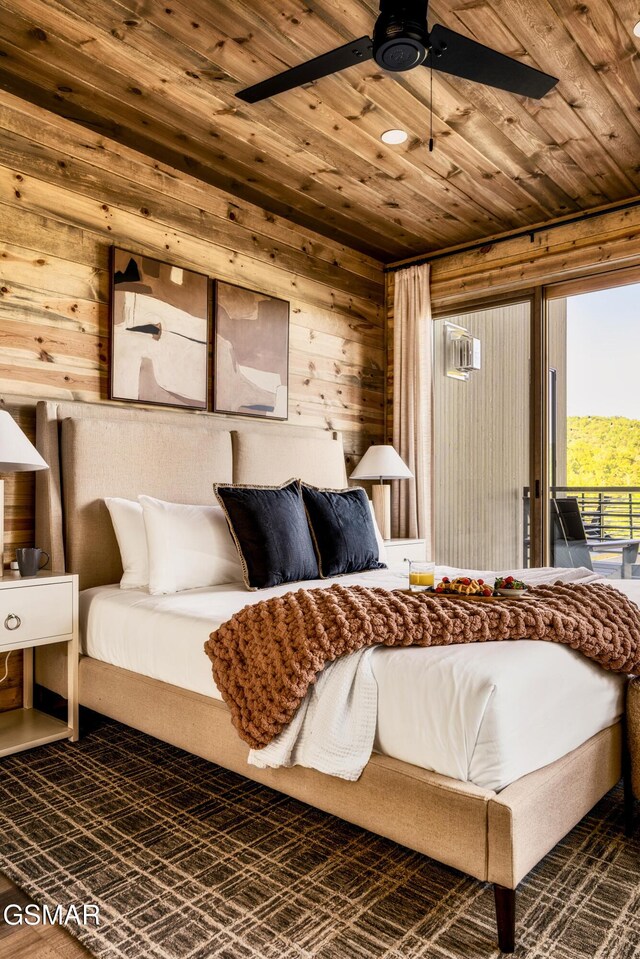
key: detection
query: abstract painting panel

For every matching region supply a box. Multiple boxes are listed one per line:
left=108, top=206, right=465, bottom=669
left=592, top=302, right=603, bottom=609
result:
left=110, top=249, right=209, bottom=409
left=214, top=281, right=289, bottom=420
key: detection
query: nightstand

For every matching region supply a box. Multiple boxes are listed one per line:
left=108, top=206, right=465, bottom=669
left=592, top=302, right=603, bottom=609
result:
left=384, top=538, right=427, bottom=564
left=0, top=571, right=78, bottom=757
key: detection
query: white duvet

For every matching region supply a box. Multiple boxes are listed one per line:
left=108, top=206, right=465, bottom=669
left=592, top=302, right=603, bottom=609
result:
left=80, top=565, right=627, bottom=791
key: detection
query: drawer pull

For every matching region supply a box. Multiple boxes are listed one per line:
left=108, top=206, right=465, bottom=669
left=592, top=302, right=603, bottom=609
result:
left=4, top=613, right=21, bottom=631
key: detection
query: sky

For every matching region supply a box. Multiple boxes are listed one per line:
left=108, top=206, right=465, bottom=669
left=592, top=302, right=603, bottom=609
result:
left=565, top=283, right=640, bottom=418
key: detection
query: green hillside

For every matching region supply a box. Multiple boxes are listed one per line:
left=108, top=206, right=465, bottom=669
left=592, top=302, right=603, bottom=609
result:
left=567, top=416, right=640, bottom=486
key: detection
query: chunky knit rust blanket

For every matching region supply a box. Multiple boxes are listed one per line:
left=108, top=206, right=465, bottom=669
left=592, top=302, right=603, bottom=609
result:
left=204, top=582, right=640, bottom=749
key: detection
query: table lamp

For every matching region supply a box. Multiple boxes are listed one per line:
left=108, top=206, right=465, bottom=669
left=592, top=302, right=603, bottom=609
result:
left=350, top=444, right=412, bottom=540
left=0, top=411, right=49, bottom=577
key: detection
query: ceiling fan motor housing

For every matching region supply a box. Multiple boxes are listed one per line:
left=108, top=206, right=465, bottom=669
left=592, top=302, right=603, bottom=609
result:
left=373, top=0, right=430, bottom=71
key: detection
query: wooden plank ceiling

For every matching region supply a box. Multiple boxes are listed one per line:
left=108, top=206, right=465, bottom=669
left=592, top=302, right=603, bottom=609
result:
left=0, top=0, right=638, bottom=261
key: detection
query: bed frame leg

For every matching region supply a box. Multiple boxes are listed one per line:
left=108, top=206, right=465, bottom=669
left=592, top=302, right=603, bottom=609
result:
left=494, top=884, right=516, bottom=953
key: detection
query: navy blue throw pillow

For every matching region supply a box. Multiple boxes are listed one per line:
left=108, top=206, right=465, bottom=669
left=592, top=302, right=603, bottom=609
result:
left=301, top=484, right=386, bottom=577
left=214, top=480, right=319, bottom=590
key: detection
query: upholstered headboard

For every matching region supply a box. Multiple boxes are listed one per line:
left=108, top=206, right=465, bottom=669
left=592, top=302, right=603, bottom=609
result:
left=36, top=400, right=347, bottom=590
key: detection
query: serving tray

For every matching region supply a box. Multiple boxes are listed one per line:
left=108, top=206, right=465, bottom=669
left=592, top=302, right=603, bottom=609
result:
left=394, top=589, right=517, bottom=602
left=432, top=593, right=508, bottom=602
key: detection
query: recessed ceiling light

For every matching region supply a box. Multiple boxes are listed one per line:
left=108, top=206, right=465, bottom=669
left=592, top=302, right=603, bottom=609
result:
left=380, top=129, right=408, bottom=145
left=634, top=20, right=640, bottom=37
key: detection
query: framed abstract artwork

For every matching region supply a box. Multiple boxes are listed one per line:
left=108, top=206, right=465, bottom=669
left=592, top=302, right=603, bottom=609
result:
left=213, top=281, right=289, bottom=420
left=110, top=248, right=210, bottom=410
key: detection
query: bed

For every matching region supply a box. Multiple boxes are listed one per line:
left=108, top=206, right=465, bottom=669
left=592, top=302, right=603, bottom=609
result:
left=33, top=399, right=627, bottom=952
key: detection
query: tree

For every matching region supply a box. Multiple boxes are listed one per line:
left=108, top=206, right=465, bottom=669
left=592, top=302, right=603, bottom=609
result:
left=567, top=417, right=640, bottom=487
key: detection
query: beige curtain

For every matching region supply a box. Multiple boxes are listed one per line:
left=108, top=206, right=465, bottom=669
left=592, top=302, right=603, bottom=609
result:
left=391, top=263, right=432, bottom=552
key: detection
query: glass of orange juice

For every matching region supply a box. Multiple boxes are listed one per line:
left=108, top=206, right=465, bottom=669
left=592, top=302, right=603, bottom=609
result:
left=409, top=561, right=435, bottom=592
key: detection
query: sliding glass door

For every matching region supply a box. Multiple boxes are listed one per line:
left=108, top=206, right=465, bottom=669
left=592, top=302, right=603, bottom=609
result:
left=546, top=275, right=640, bottom=579
left=432, top=299, right=531, bottom=570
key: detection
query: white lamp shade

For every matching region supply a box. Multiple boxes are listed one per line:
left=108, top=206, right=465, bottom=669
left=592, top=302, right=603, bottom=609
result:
left=350, top=445, right=412, bottom=481
left=0, top=411, right=48, bottom=472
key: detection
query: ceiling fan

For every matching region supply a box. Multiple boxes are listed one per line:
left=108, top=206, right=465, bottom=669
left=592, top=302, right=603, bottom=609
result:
left=236, top=0, right=558, bottom=104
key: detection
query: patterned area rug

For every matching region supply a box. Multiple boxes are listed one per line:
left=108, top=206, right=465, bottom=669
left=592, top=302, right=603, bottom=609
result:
left=0, top=717, right=638, bottom=959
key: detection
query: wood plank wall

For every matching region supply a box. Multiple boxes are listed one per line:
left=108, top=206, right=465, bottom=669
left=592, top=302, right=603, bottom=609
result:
left=0, top=89, right=386, bottom=709
left=428, top=203, right=640, bottom=310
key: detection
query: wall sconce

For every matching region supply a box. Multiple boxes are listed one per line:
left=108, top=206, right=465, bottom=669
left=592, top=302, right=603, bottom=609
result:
left=444, top=322, right=481, bottom=381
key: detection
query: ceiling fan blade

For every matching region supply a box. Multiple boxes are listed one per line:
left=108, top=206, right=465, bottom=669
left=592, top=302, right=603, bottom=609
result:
left=236, top=36, right=374, bottom=103
left=427, top=24, right=558, bottom=99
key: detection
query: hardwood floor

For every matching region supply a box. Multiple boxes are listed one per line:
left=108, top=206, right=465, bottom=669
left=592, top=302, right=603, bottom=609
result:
left=0, top=873, right=92, bottom=959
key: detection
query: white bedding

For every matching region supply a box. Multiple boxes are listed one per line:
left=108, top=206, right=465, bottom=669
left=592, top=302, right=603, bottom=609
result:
left=79, top=565, right=628, bottom=791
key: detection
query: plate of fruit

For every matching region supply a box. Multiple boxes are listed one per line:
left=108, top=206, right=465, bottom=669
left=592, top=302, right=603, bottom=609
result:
left=434, top=576, right=495, bottom=599
left=494, top=575, right=528, bottom=597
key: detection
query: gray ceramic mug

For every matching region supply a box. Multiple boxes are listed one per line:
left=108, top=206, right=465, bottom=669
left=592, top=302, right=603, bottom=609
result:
left=16, top=547, right=49, bottom=578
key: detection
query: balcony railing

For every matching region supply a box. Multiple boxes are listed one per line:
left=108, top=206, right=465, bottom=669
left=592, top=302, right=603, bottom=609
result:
left=522, top=486, right=640, bottom=570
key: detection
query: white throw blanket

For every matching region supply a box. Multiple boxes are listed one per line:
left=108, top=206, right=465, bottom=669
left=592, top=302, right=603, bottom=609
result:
left=248, top=565, right=602, bottom=781
left=248, top=646, right=378, bottom=781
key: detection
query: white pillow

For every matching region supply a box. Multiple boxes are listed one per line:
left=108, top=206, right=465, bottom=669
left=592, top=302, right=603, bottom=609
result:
left=368, top=499, right=388, bottom=565
left=105, top=497, right=149, bottom=590
left=139, top=495, right=243, bottom=595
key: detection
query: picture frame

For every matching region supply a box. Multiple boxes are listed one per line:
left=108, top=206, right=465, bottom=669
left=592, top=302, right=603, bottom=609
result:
left=213, top=280, right=289, bottom=420
left=110, top=247, right=210, bottom=410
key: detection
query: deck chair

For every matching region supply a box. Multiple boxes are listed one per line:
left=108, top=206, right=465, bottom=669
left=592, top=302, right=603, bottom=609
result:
left=551, top=498, right=593, bottom=570
left=551, top=497, right=638, bottom=578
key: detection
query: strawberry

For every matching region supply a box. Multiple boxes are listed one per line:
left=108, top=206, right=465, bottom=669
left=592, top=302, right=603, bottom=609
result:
left=462, top=578, right=471, bottom=585
left=478, top=579, right=484, bottom=585
left=505, top=576, right=514, bottom=584
left=483, top=588, right=492, bottom=596
left=442, top=577, right=450, bottom=583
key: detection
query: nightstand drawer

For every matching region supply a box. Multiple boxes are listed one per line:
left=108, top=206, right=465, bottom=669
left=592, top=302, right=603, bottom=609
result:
left=0, top=582, right=73, bottom=647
